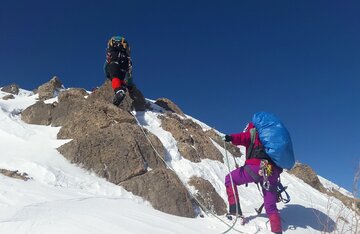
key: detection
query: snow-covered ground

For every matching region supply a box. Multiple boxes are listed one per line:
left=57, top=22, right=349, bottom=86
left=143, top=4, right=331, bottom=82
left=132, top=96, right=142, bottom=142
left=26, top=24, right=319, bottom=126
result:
left=0, top=89, right=357, bottom=233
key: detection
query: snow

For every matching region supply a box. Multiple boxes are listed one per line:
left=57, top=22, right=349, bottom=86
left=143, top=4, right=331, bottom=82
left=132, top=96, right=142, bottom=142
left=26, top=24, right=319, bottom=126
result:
left=0, top=90, right=358, bottom=233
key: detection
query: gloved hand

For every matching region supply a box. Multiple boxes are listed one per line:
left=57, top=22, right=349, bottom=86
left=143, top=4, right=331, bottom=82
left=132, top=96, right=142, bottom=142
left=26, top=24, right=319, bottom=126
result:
left=222, top=135, right=233, bottom=142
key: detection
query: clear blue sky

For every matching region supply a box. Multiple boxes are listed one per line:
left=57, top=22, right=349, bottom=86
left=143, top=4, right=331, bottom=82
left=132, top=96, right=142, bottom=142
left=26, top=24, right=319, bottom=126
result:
left=1, top=0, right=359, bottom=193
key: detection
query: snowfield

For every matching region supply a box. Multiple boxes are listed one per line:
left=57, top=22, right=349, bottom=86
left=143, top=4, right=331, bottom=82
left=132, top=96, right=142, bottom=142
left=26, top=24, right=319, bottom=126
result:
left=0, top=89, right=357, bottom=233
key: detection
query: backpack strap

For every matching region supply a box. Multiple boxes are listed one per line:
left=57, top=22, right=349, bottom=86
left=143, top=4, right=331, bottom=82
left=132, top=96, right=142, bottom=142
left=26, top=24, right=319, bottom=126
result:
left=246, top=128, right=257, bottom=159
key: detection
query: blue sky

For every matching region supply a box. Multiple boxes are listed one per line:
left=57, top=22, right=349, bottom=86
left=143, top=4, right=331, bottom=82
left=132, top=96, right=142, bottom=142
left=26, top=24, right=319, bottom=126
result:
left=1, top=0, right=359, bottom=193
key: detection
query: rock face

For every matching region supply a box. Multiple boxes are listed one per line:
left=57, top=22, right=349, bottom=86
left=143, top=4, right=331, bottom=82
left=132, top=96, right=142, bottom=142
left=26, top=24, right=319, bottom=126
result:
left=205, top=129, right=242, bottom=158
left=21, top=101, right=54, bottom=126
left=121, top=169, right=196, bottom=217
left=288, top=162, right=324, bottom=191
left=21, top=78, right=198, bottom=218
left=189, top=176, right=227, bottom=215
left=1, top=84, right=20, bottom=95
left=289, top=162, right=360, bottom=215
left=37, top=76, right=64, bottom=100
left=160, top=113, right=224, bottom=163
left=155, top=98, right=185, bottom=117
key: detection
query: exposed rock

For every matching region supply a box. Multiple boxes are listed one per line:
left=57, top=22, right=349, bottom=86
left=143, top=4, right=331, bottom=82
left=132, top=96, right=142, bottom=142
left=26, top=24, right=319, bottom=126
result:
left=121, top=168, right=196, bottom=218
left=88, top=80, right=148, bottom=112
left=0, top=169, right=31, bottom=181
left=289, top=162, right=360, bottom=215
left=21, top=101, right=54, bottom=125
left=58, top=122, right=166, bottom=184
left=2, top=94, right=15, bottom=100
left=1, top=84, right=20, bottom=95
left=155, top=98, right=185, bottom=117
left=51, top=89, right=88, bottom=127
left=56, top=100, right=135, bottom=139
left=205, top=129, right=242, bottom=158
left=188, top=176, right=227, bottom=215
left=160, top=113, right=224, bottom=163
left=288, top=162, right=324, bottom=192
left=38, top=76, right=64, bottom=100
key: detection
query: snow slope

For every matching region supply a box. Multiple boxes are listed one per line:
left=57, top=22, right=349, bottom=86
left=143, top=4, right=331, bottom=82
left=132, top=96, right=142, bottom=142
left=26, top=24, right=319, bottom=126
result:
left=0, top=90, right=357, bottom=233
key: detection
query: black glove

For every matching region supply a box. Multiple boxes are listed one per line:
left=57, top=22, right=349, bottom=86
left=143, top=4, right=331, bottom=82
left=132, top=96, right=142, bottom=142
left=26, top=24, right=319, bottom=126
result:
left=223, top=135, right=233, bottom=142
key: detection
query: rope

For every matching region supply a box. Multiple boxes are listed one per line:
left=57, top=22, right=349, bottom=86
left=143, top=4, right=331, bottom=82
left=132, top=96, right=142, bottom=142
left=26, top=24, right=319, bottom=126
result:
left=127, top=103, right=247, bottom=233
left=222, top=140, right=241, bottom=233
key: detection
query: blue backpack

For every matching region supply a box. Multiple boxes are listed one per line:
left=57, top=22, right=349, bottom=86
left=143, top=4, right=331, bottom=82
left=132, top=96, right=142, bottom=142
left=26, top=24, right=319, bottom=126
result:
left=252, top=112, right=295, bottom=170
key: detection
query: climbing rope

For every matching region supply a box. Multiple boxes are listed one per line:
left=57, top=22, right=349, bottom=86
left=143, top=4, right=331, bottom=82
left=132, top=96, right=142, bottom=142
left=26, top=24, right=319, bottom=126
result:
left=222, top=140, right=241, bottom=234
left=127, top=103, right=246, bottom=233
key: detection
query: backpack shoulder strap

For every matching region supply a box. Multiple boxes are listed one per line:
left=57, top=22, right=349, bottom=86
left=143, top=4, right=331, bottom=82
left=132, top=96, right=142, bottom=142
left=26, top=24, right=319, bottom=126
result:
left=246, top=128, right=257, bottom=159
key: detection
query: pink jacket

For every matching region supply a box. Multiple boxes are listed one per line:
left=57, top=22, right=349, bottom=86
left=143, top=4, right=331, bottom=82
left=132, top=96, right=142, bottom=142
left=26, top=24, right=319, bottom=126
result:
left=230, top=122, right=264, bottom=165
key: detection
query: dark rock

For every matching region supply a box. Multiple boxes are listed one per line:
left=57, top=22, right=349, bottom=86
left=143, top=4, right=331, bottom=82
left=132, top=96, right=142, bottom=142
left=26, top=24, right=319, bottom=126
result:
left=0, top=169, right=31, bottom=181
left=38, top=76, right=64, bottom=100
left=205, top=129, right=242, bottom=158
left=155, top=98, right=185, bottom=117
left=1, top=84, right=20, bottom=95
left=2, top=94, right=15, bottom=100
left=58, top=123, right=166, bottom=184
left=189, top=176, right=227, bottom=215
left=160, top=113, right=224, bottom=163
left=21, top=101, right=54, bottom=125
left=288, top=162, right=325, bottom=192
left=121, top=168, right=196, bottom=218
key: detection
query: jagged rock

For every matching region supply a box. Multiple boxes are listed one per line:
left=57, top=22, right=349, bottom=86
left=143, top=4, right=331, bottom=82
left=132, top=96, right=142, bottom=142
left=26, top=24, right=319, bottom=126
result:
left=56, top=100, right=135, bottom=139
left=160, top=113, right=224, bottom=163
left=188, top=176, right=227, bottom=215
left=58, top=88, right=88, bottom=102
left=51, top=89, right=88, bottom=127
left=87, top=79, right=113, bottom=104
left=288, top=162, right=325, bottom=192
left=0, top=169, right=31, bottom=181
left=2, top=94, right=15, bottom=100
left=1, top=84, right=20, bottom=95
left=58, top=122, right=166, bottom=184
left=121, top=168, right=196, bottom=218
left=38, top=76, right=64, bottom=100
left=88, top=80, right=148, bottom=112
left=21, top=101, right=54, bottom=125
left=155, top=98, right=185, bottom=117
left=205, top=129, right=242, bottom=158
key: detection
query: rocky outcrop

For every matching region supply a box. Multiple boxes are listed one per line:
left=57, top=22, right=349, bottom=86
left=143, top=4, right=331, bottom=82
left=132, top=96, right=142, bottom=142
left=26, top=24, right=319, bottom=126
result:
left=205, top=129, right=242, bottom=158
left=189, top=176, right=227, bottom=215
left=1, top=84, right=20, bottom=95
left=160, top=113, right=224, bottom=163
left=21, top=78, right=200, bottom=218
left=155, top=98, right=185, bottom=117
left=87, top=79, right=148, bottom=112
left=37, top=76, right=64, bottom=100
left=58, top=122, right=166, bottom=184
left=289, top=162, right=360, bottom=215
left=288, top=162, right=324, bottom=191
left=121, top=169, right=196, bottom=218
left=0, top=169, right=31, bottom=181
left=2, top=94, right=15, bottom=100
left=21, top=101, right=54, bottom=126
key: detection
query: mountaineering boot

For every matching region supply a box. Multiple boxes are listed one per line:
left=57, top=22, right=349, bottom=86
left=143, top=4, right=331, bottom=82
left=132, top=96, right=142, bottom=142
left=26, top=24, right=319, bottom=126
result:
left=113, top=88, right=126, bottom=106
left=226, top=213, right=246, bottom=225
